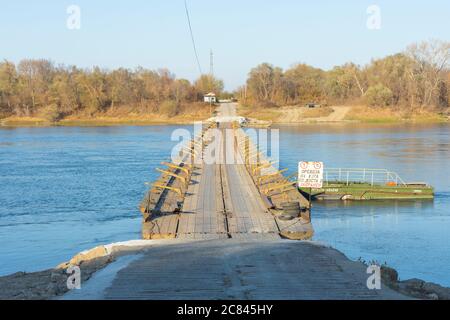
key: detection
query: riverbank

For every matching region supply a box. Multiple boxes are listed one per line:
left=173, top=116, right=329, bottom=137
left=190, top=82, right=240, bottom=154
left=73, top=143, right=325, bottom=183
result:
left=0, top=114, right=209, bottom=127
left=2, top=105, right=449, bottom=127
left=0, top=102, right=214, bottom=127
left=1, top=105, right=449, bottom=300
left=239, top=105, right=449, bottom=124
left=1, top=239, right=449, bottom=300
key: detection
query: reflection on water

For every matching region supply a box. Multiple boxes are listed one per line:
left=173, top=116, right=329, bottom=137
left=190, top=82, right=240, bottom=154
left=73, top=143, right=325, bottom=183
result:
left=0, top=123, right=449, bottom=288
left=316, top=199, right=435, bottom=211
left=276, top=123, right=450, bottom=287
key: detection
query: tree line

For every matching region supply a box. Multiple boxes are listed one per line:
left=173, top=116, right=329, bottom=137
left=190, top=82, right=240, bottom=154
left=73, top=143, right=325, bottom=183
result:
left=0, top=61, right=224, bottom=120
left=238, top=40, right=450, bottom=111
left=2, top=39, right=448, bottom=121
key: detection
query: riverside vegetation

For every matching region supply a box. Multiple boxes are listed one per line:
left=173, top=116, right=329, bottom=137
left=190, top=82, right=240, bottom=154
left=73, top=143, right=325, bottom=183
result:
left=0, top=64, right=224, bottom=126
left=237, top=40, right=450, bottom=123
left=1, top=40, right=449, bottom=125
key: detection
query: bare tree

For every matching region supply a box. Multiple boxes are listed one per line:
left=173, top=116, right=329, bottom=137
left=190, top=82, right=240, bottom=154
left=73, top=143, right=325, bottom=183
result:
left=407, top=39, right=450, bottom=109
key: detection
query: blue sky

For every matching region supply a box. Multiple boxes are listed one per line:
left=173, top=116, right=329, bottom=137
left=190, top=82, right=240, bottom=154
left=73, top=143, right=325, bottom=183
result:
left=0, top=0, right=449, bottom=90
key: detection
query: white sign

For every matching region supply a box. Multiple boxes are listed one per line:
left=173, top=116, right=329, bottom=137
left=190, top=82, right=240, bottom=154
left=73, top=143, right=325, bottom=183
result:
left=298, top=162, right=324, bottom=189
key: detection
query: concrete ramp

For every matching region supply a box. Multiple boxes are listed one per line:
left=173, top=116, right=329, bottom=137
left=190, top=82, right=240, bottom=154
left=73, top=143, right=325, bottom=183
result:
left=100, top=239, right=408, bottom=300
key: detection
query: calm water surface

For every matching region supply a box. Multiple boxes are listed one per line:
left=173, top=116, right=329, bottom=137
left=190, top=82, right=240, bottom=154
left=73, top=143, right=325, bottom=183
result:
left=0, top=123, right=449, bottom=287
left=275, top=123, right=450, bottom=286
left=0, top=126, right=186, bottom=276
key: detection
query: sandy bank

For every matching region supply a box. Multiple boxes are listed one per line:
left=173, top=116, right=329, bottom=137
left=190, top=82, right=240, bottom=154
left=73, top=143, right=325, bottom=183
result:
left=2, top=106, right=448, bottom=127
left=239, top=105, right=449, bottom=124
left=0, top=116, right=206, bottom=127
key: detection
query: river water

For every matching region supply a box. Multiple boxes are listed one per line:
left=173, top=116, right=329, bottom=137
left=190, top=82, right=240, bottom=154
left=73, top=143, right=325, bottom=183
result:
left=0, top=124, right=449, bottom=287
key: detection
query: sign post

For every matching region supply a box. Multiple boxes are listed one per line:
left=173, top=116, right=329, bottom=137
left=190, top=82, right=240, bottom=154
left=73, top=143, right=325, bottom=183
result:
left=298, top=162, right=324, bottom=212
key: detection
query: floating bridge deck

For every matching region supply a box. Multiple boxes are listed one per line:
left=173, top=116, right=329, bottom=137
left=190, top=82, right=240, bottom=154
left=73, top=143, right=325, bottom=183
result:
left=140, top=104, right=313, bottom=241
left=60, top=103, right=412, bottom=300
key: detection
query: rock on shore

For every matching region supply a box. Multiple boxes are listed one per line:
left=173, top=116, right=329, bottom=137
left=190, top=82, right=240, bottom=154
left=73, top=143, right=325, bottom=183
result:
left=381, top=266, right=450, bottom=300
left=0, top=240, right=156, bottom=300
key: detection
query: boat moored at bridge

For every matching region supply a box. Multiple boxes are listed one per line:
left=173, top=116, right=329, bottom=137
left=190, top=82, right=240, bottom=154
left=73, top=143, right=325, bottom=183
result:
left=299, top=168, right=434, bottom=201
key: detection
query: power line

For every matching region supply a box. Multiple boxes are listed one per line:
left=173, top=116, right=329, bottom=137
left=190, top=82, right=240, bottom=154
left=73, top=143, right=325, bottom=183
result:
left=184, top=0, right=203, bottom=75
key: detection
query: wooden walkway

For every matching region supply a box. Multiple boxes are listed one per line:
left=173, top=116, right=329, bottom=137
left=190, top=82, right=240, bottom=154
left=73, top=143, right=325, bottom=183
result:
left=141, top=103, right=313, bottom=241
left=225, top=163, right=279, bottom=235
left=177, top=128, right=281, bottom=239
left=62, top=103, right=410, bottom=301
left=178, top=164, right=228, bottom=239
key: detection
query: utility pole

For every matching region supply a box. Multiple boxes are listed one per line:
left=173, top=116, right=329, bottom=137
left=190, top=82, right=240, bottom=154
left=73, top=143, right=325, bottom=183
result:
left=210, top=49, right=214, bottom=115
left=209, top=98, right=212, bottom=115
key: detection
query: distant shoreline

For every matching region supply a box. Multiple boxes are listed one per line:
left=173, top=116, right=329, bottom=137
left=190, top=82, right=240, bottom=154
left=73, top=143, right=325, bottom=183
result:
left=1, top=112, right=449, bottom=128
left=1, top=104, right=449, bottom=128
left=239, top=105, right=450, bottom=125
left=0, top=116, right=207, bottom=128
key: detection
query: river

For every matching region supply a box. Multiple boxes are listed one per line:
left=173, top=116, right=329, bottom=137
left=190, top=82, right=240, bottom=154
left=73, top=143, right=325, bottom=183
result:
left=0, top=123, right=449, bottom=287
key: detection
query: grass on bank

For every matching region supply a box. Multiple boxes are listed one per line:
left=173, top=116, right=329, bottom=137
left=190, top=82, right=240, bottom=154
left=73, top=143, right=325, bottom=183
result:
left=2, top=103, right=449, bottom=127
left=345, top=106, right=449, bottom=123
left=238, top=102, right=449, bottom=124
left=238, top=105, right=282, bottom=122
left=0, top=102, right=213, bottom=127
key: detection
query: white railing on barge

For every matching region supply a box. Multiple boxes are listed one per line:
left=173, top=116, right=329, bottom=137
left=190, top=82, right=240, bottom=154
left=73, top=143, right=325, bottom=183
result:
left=324, top=168, right=407, bottom=187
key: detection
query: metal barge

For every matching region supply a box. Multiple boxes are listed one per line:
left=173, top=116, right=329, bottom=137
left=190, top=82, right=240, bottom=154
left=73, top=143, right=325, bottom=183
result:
left=299, top=168, right=434, bottom=201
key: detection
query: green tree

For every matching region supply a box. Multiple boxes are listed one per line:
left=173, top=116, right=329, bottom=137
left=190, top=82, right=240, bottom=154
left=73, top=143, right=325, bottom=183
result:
left=284, top=64, right=326, bottom=104
left=246, top=63, right=283, bottom=105
left=17, top=59, right=54, bottom=115
left=325, top=63, right=364, bottom=103
left=364, top=84, right=393, bottom=107
left=365, top=54, right=414, bottom=106
left=159, top=100, right=179, bottom=117
left=0, top=61, right=18, bottom=114
left=194, top=74, right=224, bottom=97
left=49, top=67, right=80, bottom=115
left=75, top=67, right=108, bottom=115
left=173, top=79, right=193, bottom=103
left=107, top=68, right=135, bottom=108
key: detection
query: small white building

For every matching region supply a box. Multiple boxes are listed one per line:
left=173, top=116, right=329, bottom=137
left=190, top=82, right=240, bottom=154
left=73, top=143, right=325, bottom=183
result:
left=204, top=92, right=217, bottom=103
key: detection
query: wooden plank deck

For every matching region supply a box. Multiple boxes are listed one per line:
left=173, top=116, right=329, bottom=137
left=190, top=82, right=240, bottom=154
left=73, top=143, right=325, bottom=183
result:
left=176, top=125, right=284, bottom=239
left=143, top=103, right=313, bottom=240
left=225, top=164, right=279, bottom=235
left=90, top=103, right=413, bottom=301
left=178, top=164, right=228, bottom=239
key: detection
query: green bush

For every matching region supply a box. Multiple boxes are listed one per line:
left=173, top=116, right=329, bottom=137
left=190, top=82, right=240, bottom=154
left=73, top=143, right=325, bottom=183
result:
left=365, top=84, right=393, bottom=107
left=41, top=104, right=63, bottom=122
left=159, top=100, right=179, bottom=117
